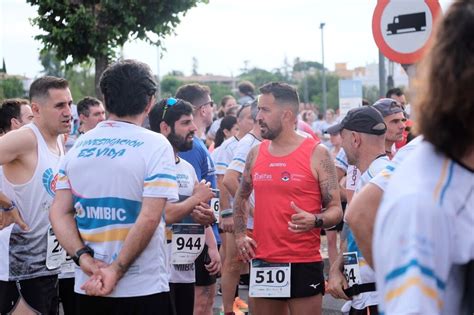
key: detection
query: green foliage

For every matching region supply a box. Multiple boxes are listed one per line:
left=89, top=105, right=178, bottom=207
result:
left=66, top=66, right=96, bottom=102
left=207, top=83, right=233, bottom=105
left=40, top=50, right=65, bottom=77
left=297, top=71, right=339, bottom=112
left=39, top=49, right=95, bottom=101
left=293, top=60, right=324, bottom=72
left=0, top=77, right=25, bottom=99
left=238, top=67, right=287, bottom=88
left=27, top=0, right=207, bottom=66
left=363, top=85, right=380, bottom=105
left=160, top=75, right=183, bottom=98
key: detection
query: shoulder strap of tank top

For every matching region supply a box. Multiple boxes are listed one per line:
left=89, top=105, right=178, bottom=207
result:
left=24, top=123, right=46, bottom=148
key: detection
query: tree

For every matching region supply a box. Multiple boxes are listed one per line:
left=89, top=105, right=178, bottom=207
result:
left=39, top=49, right=95, bottom=101
left=363, top=85, right=380, bottom=105
left=160, top=75, right=183, bottom=97
left=239, top=67, right=287, bottom=88
left=207, top=83, right=232, bottom=105
left=293, top=60, right=324, bottom=72
left=297, top=71, right=339, bottom=112
left=27, top=0, right=207, bottom=97
left=0, top=77, right=25, bottom=99
left=40, top=50, right=65, bottom=77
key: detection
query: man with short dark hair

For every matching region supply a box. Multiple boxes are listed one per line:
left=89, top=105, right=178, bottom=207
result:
left=175, top=83, right=221, bottom=315
left=325, top=106, right=389, bottom=315
left=49, top=60, right=178, bottom=314
left=234, top=82, right=342, bottom=315
left=385, top=88, right=406, bottom=107
left=372, top=98, right=406, bottom=159
left=0, top=98, right=33, bottom=134
left=0, top=76, right=72, bottom=315
left=237, top=81, right=255, bottom=106
left=149, top=97, right=216, bottom=315
left=77, top=96, right=106, bottom=134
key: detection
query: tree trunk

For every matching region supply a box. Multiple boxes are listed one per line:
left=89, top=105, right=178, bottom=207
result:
left=95, top=55, right=108, bottom=99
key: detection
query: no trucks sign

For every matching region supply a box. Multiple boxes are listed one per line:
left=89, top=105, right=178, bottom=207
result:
left=372, top=0, right=442, bottom=64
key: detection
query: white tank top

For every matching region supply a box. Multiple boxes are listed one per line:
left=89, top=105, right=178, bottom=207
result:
left=1, top=123, right=64, bottom=280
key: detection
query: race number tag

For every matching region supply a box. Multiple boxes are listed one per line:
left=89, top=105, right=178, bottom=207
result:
left=211, top=189, right=220, bottom=223
left=171, top=224, right=205, bottom=264
left=343, top=252, right=362, bottom=287
left=61, top=255, right=75, bottom=274
left=46, top=226, right=66, bottom=270
left=249, top=259, right=291, bottom=298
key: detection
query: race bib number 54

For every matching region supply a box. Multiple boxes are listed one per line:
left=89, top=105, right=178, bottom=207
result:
left=249, top=259, right=291, bottom=298
left=343, top=252, right=362, bottom=287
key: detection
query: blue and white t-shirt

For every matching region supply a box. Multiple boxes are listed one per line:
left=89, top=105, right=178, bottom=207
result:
left=213, top=136, right=239, bottom=176
left=374, top=141, right=474, bottom=314
left=57, top=120, right=178, bottom=297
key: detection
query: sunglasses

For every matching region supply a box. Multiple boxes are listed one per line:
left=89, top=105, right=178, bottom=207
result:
left=199, top=100, right=214, bottom=108
left=162, top=98, right=178, bottom=120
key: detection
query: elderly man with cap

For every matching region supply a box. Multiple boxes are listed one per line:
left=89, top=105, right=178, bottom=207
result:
left=372, top=98, right=405, bottom=159
left=326, top=106, right=389, bottom=315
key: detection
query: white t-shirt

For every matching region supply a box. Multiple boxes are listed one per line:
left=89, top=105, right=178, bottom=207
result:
left=227, top=132, right=261, bottom=229
left=344, top=155, right=391, bottom=310
left=57, top=120, right=178, bottom=297
left=228, top=133, right=260, bottom=174
left=213, top=136, right=239, bottom=176
left=374, top=141, right=474, bottom=315
left=208, top=118, right=223, bottom=139
left=335, top=149, right=361, bottom=192
left=370, top=136, right=423, bottom=192
left=167, top=158, right=198, bottom=284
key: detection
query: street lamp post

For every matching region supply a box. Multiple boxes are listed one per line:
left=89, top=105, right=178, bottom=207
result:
left=320, top=22, right=327, bottom=115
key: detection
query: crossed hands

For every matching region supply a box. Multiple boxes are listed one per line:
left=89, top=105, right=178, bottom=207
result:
left=79, top=255, right=124, bottom=296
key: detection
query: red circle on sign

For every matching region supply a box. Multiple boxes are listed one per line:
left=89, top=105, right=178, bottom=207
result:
left=372, top=0, right=441, bottom=64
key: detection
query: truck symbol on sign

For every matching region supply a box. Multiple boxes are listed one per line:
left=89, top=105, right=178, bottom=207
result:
left=387, top=12, right=426, bottom=35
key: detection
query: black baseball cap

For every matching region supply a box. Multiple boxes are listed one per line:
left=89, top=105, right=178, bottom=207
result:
left=372, top=98, right=404, bottom=117
left=326, top=107, right=386, bottom=135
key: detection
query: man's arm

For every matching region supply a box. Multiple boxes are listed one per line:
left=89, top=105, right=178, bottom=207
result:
left=204, top=226, right=221, bottom=275
left=50, top=189, right=106, bottom=275
left=326, top=239, right=350, bottom=300
left=345, top=183, right=383, bottom=268
left=223, top=169, right=241, bottom=197
left=217, top=174, right=234, bottom=232
left=165, top=180, right=213, bottom=224
left=233, top=146, right=258, bottom=262
left=0, top=129, right=36, bottom=231
left=313, top=145, right=343, bottom=228
left=0, top=128, right=34, bottom=166
left=82, top=196, right=168, bottom=296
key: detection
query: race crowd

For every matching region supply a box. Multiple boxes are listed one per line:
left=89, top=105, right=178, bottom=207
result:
left=0, top=1, right=472, bottom=314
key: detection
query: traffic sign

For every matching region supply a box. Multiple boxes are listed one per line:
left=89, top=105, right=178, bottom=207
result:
left=372, top=0, right=441, bottom=64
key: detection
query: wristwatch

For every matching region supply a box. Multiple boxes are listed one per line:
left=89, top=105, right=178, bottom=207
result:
left=72, top=246, right=94, bottom=266
left=1, top=201, right=16, bottom=212
left=314, top=215, right=324, bottom=228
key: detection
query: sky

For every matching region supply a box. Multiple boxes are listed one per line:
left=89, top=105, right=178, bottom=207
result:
left=0, top=0, right=453, bottom=79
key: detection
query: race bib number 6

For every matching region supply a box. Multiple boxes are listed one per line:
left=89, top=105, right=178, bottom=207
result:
left=171, top=224, right=205, bottom=264
left=46, top=226, right=66, bottom=270
left=249, top=259, right=291, bottom=298
left=211, top=189, right=220, bottom=223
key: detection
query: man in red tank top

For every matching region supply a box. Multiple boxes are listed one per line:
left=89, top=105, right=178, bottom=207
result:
left=233, top=82, right=343, bottom=315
